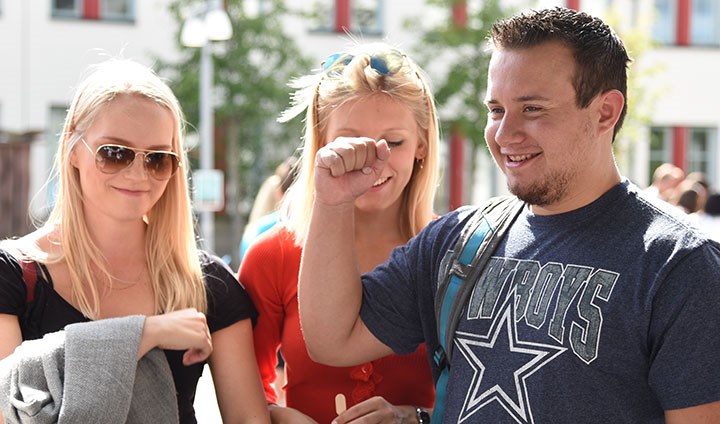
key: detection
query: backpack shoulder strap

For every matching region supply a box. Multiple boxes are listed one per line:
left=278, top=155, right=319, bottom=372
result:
left=435, top=195, right=524, bottom=360
left=20, top=259, right=38, bottom=304
left=432, top=196, right=524, bottom=421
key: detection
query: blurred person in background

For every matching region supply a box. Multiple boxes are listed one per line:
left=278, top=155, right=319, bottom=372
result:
left=691, top=192, right=720, bottom=242
left=645, top=162, right=685, bottom=202
left=240, top=156, right=299, bottom=263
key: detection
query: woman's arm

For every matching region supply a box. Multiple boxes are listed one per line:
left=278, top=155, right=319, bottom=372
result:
left=238, top=238, right=286, bottom=404
left=209, top=318, right=271, bottom=423
left=137, top=308, right=212, bottom=365
left=0, top=314, right=22, bottom=424
left=0, top=314, right=22, bottom=361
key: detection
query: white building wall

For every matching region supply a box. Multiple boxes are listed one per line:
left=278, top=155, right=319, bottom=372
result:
left=0, top=1, right=180, bottom=133
left=646, top=48, right=720, bottom=127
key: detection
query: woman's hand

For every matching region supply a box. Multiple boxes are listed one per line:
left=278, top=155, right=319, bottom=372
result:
left=332, top=397, right=417, bottom=424
left=268, top=405, right=319, bottom=424
left=137, top=308, right=212, bottom=365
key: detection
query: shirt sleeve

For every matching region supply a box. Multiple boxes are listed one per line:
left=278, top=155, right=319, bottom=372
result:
left=200, top=251, right=258, bottom=334
left=647, top=240, right=720, bottom=410
left=0, top=249, right=27, bottom=316
left=238, top=227, right=294, bottom=405
left=360, top=210, right=467, bottom=356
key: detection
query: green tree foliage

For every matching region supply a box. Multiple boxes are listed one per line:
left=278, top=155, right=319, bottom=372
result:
left=163, top=0, right=311, bottom=166
left=408, top=0, right=507, bottom=147
left=159, top=0, right=312, bottom=262
left=603, top=5, right=664, bottom=176
left=405, top=0, right=510, bottom=206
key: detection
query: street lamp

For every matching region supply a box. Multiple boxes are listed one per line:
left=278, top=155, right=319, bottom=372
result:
left=181, top=0, right=232, bottom=252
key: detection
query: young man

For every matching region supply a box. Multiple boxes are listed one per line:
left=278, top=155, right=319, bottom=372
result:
left=298, top=7, right=720, bottom=423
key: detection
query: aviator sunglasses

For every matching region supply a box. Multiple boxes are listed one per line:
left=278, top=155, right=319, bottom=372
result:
left=321, top=48, right=406, bottom=76
left=80, top=138, right=181, bottom=180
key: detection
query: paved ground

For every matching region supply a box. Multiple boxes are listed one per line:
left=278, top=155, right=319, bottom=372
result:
left=194, top=365, right=222, bottom=423
left=194, top=363, right=285, bottom=422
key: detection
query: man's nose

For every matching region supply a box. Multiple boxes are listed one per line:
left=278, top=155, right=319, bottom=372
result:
left=494, top=113, right=523, bottom=145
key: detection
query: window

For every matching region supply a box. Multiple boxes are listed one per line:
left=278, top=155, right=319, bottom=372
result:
left=649, top=127, right=673, bottom=182
left=351, top=0, right=383, bottom=35
left=308, top=0, right=334, bottom=31
left=51, top=0, right=134, bottom=22
left=52, top=0, right=81, bottom=18
left=688, top=128, right=717, bottom=179
left=651, top=0, right=676, bottom=45
left=649, top=126, right=717, bottom=182
left=309, top=0, right=383, bottom=35
left=652, top=0, right=720, bottom=46
left=691, top=0, right=720, bottom=46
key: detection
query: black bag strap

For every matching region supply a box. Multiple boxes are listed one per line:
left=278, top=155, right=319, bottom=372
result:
left=20, top=259, right=38, bottom=304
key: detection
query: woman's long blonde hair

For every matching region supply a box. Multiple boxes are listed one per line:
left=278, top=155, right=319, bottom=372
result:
left=5, top=59, right=205, bottom=318
left=279, top=42, right=441, bottom=245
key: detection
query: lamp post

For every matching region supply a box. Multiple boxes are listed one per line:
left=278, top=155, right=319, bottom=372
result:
left=181, top=0, right=233, bottom=252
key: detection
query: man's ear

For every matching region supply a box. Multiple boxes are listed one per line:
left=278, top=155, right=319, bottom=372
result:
left=597, top=89, right=625, bottom=136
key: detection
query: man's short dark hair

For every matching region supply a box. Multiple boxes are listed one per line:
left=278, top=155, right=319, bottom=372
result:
left=490, top=7, right=630, bottom=140
left=705, top=193, right=720, bottom=216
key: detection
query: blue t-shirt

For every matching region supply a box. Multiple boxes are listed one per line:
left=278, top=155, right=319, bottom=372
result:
left=359, top=180, right=720, bottom=423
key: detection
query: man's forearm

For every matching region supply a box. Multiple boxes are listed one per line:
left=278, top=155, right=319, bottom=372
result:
left=299, top=200, right=362, bottom=364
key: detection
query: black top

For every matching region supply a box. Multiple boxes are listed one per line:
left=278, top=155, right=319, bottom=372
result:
left=0, top=249, right=258, bottom=424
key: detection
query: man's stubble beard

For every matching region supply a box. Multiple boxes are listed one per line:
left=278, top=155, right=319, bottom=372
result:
left=508, top=169, right=572, bottom=207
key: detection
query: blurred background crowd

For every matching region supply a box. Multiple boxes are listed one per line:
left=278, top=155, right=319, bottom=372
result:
left=645, top=163, right=720, bottom=241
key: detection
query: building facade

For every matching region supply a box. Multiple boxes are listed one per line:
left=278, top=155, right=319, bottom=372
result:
left=1, top=0, right=718, bottom=231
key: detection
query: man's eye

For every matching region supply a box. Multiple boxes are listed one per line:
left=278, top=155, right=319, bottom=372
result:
left=487, top=107, right=504, bottom=115
left=524, top=106, right=542, bottom=112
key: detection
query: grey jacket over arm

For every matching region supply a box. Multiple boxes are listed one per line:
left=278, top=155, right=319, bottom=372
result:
left=0, top=315, right=178, bottom=424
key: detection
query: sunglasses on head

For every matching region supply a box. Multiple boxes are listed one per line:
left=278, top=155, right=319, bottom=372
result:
left=80, top=138, right=181, bottom=180
left=321, top=49, right=406, bottom=76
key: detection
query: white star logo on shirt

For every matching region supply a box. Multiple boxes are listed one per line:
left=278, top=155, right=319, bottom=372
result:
left=454, top=301, right=566, bottom=423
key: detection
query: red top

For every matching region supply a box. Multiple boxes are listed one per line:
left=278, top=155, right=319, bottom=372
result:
left=239, top=226, right=435, bottom=423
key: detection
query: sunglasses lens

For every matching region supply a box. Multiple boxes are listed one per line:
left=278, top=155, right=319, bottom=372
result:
left=322, top=50, right=404, bottom=77
left=371, top=50, right=404, bottom=75
left=93, top=144, right=178, bottom=179
left=322, top=53, right=344, bottom=70
left=322, top=53, right=353, bottom=75
left=96, top=145, right=135, bottom=174
left=145, top=152, right=178, bottom=179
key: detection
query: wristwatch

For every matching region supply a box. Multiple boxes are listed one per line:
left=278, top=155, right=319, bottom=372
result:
left=416, top=407, right=431, bottom=423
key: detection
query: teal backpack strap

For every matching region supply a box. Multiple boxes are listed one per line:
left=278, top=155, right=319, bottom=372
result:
left=432, top=196, right=524, bottom=421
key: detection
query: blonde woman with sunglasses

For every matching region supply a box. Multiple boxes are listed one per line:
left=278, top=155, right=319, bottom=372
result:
left=0, top=59, right=269, bottom=423
left=238, top=42, right=438, bottom=424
